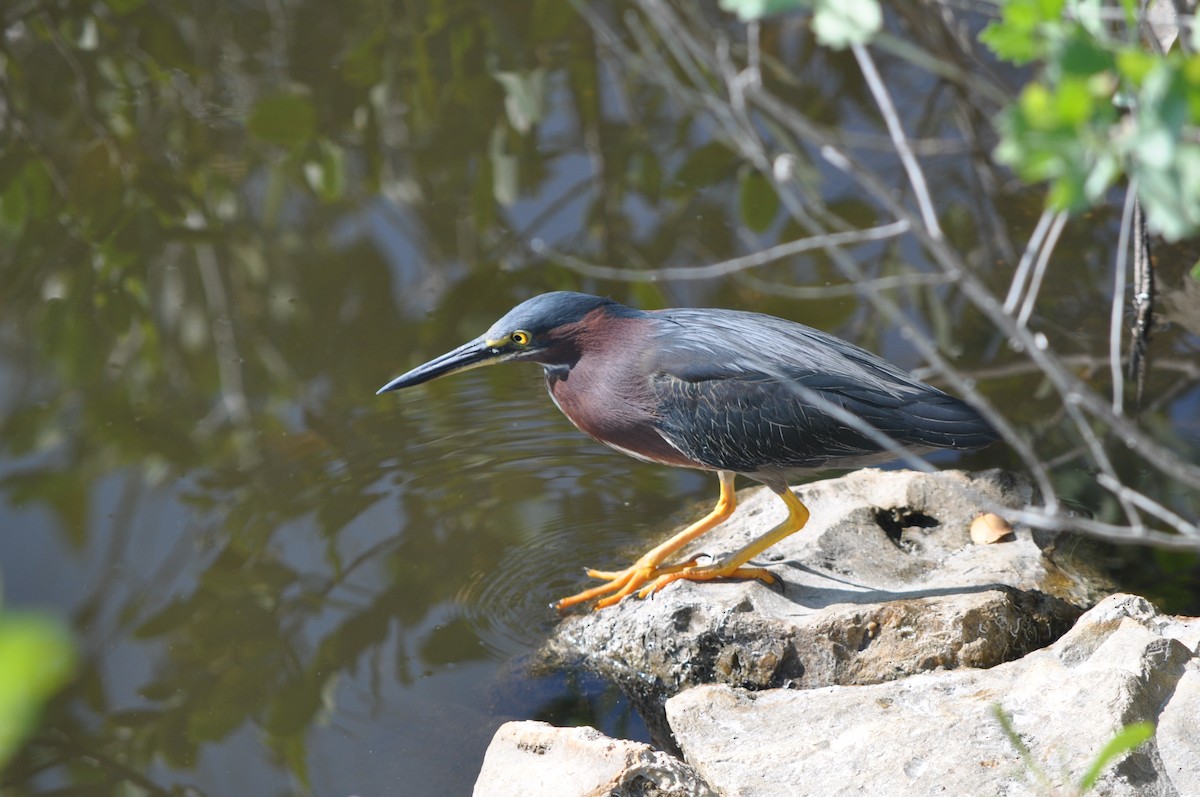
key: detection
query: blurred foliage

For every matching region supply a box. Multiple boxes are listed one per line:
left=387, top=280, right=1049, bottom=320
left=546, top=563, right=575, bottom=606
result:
left=0, top=609, right=76, bottom=772
left=983, top=0, right=1200, bottom=241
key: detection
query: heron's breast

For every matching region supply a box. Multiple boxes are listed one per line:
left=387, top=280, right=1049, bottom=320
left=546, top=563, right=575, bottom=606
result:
left=544, top=345, right=698, bottom=469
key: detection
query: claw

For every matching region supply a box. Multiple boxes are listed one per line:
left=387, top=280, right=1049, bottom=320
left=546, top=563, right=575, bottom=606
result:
left=554, top=562, right=662, bottom=611
left=555, top=472, right=741, bottom=612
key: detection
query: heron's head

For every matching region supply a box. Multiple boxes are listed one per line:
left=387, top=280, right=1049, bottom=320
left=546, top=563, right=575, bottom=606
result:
left=377, top=292, right=632, bottom=394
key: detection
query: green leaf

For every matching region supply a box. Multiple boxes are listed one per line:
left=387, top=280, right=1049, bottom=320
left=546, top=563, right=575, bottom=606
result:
left=1077, top=722, right=1154, bottom=791
left=980, top=0, right=1067, bottom=63
left=1054, top=77, right=1095, bottom=126
left=247, top=92, right=316, bottom=148
left=813, top=0, right=882, bottom=49
left=991, top=704, right=1045, bottom=782
left=1137, top=142, right=1200, bottom=240
left=1139, top=59, right=1189, bottom=134
left=1116, top=48, right=1157, bottom=87
left=1057, top=28, right=1114, bottom=77
left=1068, top=0, right=1108, bottom=41
left=1017, top=83, right=1057, bottom=130
left=738, top=169, right=780, bottom=232
left=1182, top=54, right=1200, bottom=122
left=1128, top=62, right=1190, bottom=243
left=1083, top=151, right=1120, bottom=202
left=980, top=23, right=1039, bottom=63
left=1047, top=169, right=1086, bottom=209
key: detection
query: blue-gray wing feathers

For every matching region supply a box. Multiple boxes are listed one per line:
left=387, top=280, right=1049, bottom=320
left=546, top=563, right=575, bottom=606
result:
left=646, top=308, right=996, bottom=473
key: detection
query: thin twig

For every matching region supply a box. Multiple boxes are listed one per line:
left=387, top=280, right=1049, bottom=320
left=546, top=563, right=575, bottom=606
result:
left=535, top=221, right=909, bottom=281
left=912, top=354, right=1200, bottom=383
left=1016, top=211, right=1068, bottom=328
left=1110, top=183, right=1137, bottom=415
left=1097, top=473, right=1199, bottom=538
left=1003, top=208, right=1056, bottom=314
left=851, top=43, right=944, bottom=241
left=1062, top=396, right=1144, bottom=532
left=1009, top=506, right=1198, bottom=548
left=740, top=270, right=955, bottom=299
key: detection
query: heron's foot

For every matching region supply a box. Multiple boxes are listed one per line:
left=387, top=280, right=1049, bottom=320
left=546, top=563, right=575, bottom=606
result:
left=554, top=557, right=686, bottom=612
left=554, top=558, right=777, bottom=612
left=636, top=562, right=776, bottom=599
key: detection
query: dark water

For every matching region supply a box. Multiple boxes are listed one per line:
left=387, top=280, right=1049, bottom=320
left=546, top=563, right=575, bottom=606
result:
left=2, top=2, right=1198, bottom=795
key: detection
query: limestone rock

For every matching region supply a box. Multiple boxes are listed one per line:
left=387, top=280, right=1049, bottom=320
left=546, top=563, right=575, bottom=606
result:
left=472, top=721, right=715, bottom=797
left=665, top=593, right=1200, bottom=797
left=545, top=469, right=1106, bottom=730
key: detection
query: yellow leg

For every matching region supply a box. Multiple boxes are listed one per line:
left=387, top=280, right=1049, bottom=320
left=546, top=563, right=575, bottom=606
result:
left=554, top=471, right=738, bottom=611
left=636, top=486, right=810, bottom=599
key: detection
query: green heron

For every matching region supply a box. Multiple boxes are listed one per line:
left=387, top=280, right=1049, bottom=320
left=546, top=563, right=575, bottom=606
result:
left=378, top=292, right=995, bottom=611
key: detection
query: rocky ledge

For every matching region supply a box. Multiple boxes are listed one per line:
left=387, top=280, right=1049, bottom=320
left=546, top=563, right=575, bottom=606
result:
left=472, top=469, right=1198, bottom=796
left=544, top=469, right=1106, bottom=738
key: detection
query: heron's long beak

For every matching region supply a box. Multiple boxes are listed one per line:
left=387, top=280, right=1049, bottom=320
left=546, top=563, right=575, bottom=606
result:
left=376, top=336, right=500, bottom=394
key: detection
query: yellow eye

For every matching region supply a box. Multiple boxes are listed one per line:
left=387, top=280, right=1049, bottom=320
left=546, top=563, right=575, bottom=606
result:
left=511, top=330, right=531, bottom=346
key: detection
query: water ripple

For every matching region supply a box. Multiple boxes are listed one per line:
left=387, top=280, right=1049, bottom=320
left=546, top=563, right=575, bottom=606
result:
left=456, top=508, right=649, bottom=660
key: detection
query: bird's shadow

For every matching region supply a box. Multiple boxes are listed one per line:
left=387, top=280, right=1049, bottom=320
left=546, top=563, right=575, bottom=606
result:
left=761, top=559, right=1021, bottom=612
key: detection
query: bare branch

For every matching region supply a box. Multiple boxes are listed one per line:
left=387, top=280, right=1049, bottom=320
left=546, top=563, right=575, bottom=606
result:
left=534, top=221, right=909, bottom=281
left=1003, top=208, right=1056, bottom=314
left=1110, top=182, right=1138, bottom=415
left=851, top=43, right=944, bottom=241
left=1016, top=211, right=1067, bottom=328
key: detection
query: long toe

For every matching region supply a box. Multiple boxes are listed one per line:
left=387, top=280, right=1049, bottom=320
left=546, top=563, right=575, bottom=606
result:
left=554, top=570, right=636, bottom=611
left=555, top=560, right=675, bottom=612
left=637, top=563, right=777, bottom=599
